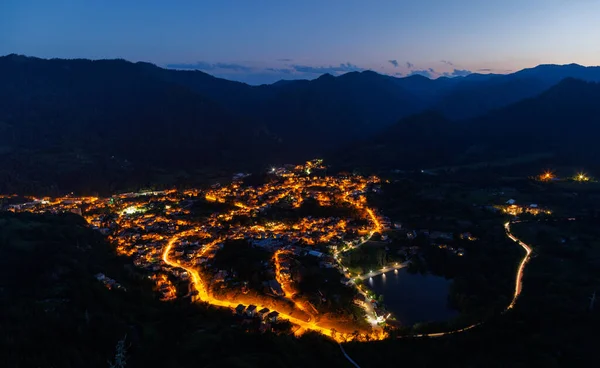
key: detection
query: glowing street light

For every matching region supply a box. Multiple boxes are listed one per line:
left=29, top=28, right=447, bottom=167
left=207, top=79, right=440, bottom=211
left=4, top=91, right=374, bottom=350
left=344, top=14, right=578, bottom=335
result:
left=575, top=172, right=589, bottom=182
left=539, top=170, right=554, bottom=181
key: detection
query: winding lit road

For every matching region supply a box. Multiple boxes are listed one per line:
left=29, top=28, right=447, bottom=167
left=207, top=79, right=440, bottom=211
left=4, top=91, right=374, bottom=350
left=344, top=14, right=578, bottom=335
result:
left=163, top=208, right=533, bottom=354
left=409, top=220, right=533, bottom=338
left=504, top=221, right=533, bottom=310
left=162, top=230, right=342, bottom=340
left=161, top=218, right=534, bottom=367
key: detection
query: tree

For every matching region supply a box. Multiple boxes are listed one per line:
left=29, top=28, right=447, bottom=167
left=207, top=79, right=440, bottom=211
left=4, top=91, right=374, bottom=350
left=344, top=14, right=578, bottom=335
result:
left=376, top=248, right=386, bottom=267
left=108, top=335, right=128, bottom=368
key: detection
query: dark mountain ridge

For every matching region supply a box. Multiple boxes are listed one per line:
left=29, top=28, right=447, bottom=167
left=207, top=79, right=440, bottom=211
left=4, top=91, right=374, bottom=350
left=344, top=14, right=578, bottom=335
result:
left=0, top=55, right=283, bottom=194
left=2, top=54, right=600, bottom=193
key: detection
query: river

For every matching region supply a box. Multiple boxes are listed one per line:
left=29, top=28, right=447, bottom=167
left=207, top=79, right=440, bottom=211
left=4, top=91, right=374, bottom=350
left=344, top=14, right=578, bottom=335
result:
left=366, top=268, right=458, bottom=325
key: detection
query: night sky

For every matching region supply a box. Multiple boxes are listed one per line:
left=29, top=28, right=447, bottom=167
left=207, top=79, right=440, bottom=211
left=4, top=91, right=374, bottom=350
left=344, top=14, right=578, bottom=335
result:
left=2, top=0, right=599, bottom=84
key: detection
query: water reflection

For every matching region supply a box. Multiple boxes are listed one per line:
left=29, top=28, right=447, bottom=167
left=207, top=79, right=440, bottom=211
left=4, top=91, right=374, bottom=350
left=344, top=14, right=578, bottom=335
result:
left=367, top=268, right=457, bottom=325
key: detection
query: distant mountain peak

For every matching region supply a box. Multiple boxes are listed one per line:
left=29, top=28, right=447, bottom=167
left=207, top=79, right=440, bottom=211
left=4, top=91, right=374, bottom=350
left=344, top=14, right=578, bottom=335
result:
left=537, top=62, right=583, bottom=68
left=1, top=53, right=38, bottom=62
left=403, top=74, right=431, bottom=81
left=316, top=73, right=335, bottom=81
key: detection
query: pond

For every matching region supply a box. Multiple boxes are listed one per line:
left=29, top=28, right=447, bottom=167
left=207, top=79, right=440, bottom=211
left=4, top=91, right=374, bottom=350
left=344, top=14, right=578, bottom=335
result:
left=366, top=268, right=458, bottom=325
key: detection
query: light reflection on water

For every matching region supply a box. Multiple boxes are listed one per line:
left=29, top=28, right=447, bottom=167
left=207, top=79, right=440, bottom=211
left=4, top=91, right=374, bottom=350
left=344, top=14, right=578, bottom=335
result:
left=365, top=268, right=457, bottom=325
left=368, top=270, right=398, bottom=286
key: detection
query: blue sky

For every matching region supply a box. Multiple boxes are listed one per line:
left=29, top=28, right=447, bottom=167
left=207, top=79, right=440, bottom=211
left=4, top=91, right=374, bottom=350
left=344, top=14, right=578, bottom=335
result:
left=2, top=0, right=599, bottom=84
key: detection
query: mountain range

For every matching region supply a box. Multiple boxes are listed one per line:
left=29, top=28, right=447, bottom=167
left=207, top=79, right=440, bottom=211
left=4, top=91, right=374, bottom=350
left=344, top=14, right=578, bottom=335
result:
left=1, top=54, right=600, bottom=193
left=336, top=78, right=600, bottom=172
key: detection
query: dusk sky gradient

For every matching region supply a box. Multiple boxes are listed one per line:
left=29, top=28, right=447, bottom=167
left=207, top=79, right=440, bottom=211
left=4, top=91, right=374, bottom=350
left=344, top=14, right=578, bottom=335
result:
left=2, top=0, right=599, bottom=84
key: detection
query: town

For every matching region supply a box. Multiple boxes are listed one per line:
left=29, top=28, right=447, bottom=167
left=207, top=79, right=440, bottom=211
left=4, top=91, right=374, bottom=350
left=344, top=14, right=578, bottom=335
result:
left=3, top=161, right=590, bottom=344
left=3, top=160, right=395, bottom=342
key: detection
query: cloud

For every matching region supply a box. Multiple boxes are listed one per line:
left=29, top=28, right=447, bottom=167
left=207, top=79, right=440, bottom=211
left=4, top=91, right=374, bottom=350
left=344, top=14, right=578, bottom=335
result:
left=478, top=68, right=493, bottom=72
left=290, top=62, right=364, bottom=74
left=442, top=68, right=473, bottom=77
left=167, top=61, right=213, bottom=70
left=214, top=62, right=254, bottom=72
left=277, top=58, right=293, bottom=62
left=165, top=60, right=369, bottom=84
left=440, top=60, right=454, bottom=66
left=428, top=68, right=435, bottom=73
left=166, top=61, right=252, bottom=72
left=406, top=61, right=414, bottom=69
left=408, top=69, right=432, bottom=78
left=266, top=67, right=293, bottom=74
left=395, top=72, right=403, bottom=77
left=450, top=68, right=472, bottom=77
left=388, top=59, right=399, bottom=68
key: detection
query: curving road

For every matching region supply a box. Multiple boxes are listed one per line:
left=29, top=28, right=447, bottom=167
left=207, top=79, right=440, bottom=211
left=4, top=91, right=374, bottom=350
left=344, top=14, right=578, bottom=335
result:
left=164, top=219, right=534, bottom=367
left=163, top=219, right=535, bottom=367
left=504, top=221, right=533, bottom=310
left=162, top=230, right=342, bottom=340
left=163, top=217, right=534, bottom=339
left=407, top=220, right=533, bottom=338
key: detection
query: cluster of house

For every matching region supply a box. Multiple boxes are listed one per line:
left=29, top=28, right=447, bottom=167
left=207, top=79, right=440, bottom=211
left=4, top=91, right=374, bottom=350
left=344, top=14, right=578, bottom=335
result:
left=497, top=199, right=552, bottom=216
left=7, top=161, right=387, bottom=307
left=459, top=232, right=477, bottom=241
left=268, top=159, right=326, bottom=178
left=275, top=252, right=294, bottom=282
left=353, top=293, right=390, bottom=321
left=242, top=216, right=364, bottom=248
left=235, top=304, right=280, bottom=323
left=6, top=196, right=99, bottom=215
left=404, top=228, right=477, bottom=242
left=437, top=244, right=466, bottom=256
left=400, top=227, right=478, bottom=257
left=396, top=245, right=421, bottom=258
left=150, top=274, right=177, bottom=301
left=94, top=273, right=126, bottom=291
left=213, top=269, right=230, bottom=283
left=380, top=216, right=392, bottom=229
left=262, top=279, right=285, bottom=296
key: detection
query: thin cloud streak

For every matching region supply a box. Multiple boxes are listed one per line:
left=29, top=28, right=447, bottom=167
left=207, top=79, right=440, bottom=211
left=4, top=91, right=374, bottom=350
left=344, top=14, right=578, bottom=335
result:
left=408, top=69, right=432, bottom=78
left=166, top=61, right=252, bottom=72
left=290, top=62, right=364, bottom=74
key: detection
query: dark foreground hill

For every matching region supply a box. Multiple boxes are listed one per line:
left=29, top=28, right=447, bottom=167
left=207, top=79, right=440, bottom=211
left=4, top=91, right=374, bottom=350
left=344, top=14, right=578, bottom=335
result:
left=0, top=212, right=345, bottom=368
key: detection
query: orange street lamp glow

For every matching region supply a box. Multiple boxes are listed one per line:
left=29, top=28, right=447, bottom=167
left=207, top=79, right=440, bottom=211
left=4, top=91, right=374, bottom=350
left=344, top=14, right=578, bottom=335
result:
left=539, top=170, right=554, bottom=181
left=575, top=172, right=589, bottom=182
